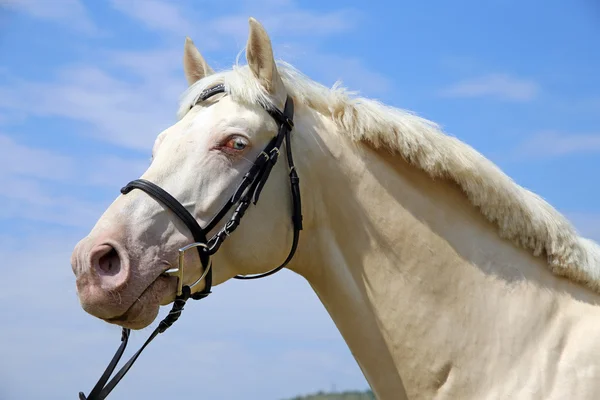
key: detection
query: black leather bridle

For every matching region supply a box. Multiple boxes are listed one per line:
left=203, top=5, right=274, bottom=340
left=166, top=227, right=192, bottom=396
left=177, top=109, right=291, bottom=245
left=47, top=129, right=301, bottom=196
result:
left=78, top=84, right=303, bottom=400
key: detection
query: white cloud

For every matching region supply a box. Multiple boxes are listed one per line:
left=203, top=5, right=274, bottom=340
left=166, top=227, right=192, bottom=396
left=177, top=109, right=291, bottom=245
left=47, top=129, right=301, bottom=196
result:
left=438, top=55, right=481, bottom=74
left=305, top=52, right=392, bottom=96
left=106, top=48, right=183, bottom=79
left=438, top=73, right=539, bottom=101
left=0, top=134, right=148, bottom=227
left=273, top=42, right=391, bottom=96
left=209, top=9, right=359, bottom=42
left=0, top=176, right=105, bottom=227
left=1, top=0, right=100, bottom=35
left=513, top=131, right=600, bottom=159
left=0, top=133, right=148, bottom=186
left=108, top=0, right=194, bottom=36
left=0, top=63, right=184, bottom=151
left=86, top=155, right=148, bottom=188
left=108, top=0, right=359, bottom=46
left=0, top=134, right=74, bottom=181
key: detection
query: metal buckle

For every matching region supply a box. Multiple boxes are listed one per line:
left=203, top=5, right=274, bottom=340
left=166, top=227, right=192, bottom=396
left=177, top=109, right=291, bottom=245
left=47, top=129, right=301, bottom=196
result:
left=164, top=242, right=212, bottom=296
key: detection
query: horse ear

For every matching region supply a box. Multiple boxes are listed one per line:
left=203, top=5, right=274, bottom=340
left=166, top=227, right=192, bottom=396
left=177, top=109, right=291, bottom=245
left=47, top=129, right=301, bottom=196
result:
left=183, top=37, right=214, bottom=86
left=246, top=17, right=284, bottom=95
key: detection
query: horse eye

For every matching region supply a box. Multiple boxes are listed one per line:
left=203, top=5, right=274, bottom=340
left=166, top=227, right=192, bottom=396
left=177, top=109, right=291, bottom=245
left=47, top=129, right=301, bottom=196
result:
left=224, top=136, right=248, bottom=151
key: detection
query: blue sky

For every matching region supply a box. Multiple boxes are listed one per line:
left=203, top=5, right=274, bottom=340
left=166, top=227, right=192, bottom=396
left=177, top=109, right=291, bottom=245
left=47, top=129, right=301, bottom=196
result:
left=0, top=0, right=599, bottom=399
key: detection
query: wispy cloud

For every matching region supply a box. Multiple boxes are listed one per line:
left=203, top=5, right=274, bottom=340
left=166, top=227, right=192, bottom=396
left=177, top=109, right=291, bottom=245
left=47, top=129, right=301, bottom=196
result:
left=0, top=134, right=74, bottom=181
left=0, top=134, right=147, bottom=227
left=0, top=176, right=103, bottom=227
left=105, top=48, right=182, bottom=79
left=513, top=131, right=600, bottom=159
left=0, top=63, right=184, bottom=151
left=86, top=155, right=148, bottom=188
left=108, top=0, right=194, bottom=37
left=274, top=44, right=391, bottom=96
left=210, top=9, right=359, bottom=41
left=0, top=133, right=147, bottom=185
left=108, top=0, right=359, bottom=46
left=438, top=73, right=539, bottom=102
left=1, top=0, right=101, bottom=35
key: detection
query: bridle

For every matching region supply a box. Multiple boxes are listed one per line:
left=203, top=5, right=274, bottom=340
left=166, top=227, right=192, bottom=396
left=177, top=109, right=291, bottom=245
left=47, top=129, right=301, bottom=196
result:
left=78, top=84, right=303, bottom=400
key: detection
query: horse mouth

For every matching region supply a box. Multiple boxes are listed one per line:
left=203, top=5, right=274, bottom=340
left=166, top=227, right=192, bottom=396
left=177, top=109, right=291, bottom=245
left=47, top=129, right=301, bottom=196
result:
left=104, top=274, right=176, bottom=328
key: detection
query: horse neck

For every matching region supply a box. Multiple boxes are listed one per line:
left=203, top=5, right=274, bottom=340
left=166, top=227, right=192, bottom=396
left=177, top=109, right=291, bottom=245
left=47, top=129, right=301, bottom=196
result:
left=290, top=111, right=600, bottom=399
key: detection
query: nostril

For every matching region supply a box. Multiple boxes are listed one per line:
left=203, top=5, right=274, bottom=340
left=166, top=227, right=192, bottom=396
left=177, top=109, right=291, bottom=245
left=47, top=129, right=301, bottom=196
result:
left=92, top=244, right=122, bottom=277
left=99, top=247, right=120, bottom=276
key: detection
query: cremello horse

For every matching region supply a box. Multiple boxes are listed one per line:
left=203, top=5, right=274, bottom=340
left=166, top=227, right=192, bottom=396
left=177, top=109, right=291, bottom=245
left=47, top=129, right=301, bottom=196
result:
left=71, top=17, right=600, bottom=400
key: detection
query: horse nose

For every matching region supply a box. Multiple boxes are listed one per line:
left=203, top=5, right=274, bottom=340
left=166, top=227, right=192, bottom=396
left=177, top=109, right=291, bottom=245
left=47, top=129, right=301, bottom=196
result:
left=72, top=241, right=132, bottom=320
left=89, top=244, right=128, bottom=288
left=92, top=244, right=121, bottom=276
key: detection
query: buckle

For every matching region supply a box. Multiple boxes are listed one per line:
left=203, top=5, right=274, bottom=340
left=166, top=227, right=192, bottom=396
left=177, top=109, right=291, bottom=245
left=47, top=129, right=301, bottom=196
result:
left=164, top=242, right=211, bottom=296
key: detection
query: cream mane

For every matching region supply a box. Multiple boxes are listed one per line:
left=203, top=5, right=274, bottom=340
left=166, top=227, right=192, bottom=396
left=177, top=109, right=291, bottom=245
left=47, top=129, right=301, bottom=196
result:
left=177, top=62, right=600, bottom=293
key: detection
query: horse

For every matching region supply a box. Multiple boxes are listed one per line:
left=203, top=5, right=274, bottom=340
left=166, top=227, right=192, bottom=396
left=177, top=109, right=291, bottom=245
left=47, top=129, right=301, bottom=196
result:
left=71, top=17, right=600, bottom=400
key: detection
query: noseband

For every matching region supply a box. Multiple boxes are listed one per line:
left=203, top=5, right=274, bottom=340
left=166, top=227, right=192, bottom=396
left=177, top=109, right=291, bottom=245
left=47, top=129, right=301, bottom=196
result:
left=79, top=84, right=303, bottom=400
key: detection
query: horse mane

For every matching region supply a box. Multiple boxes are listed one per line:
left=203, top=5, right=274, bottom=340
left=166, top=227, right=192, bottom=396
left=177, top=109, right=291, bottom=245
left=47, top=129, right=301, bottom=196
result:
left=178, top=61, right=600, bottom=293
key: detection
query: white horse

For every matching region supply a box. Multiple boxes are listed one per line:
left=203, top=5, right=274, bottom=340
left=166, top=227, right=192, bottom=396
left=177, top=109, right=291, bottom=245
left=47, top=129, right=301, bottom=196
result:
left=72, top=17, right=600, bottom=400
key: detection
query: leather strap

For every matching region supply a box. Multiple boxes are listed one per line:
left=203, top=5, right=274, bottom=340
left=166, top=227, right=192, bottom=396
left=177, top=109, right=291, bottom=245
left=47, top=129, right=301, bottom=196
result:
left=79, top=287, right=193, bottom=400
left=120, top=179, right=208, bottom=246
left=232, top=95, right=302, bottom=280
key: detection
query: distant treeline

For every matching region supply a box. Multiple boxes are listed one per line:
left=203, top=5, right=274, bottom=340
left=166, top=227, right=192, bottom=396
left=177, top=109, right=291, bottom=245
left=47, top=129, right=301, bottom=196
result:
left=282, top=390, right=375, bottom=400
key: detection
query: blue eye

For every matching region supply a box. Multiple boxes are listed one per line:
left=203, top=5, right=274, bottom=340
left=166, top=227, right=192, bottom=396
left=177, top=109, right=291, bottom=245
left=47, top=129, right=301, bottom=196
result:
left=225, top=137, right=248, bottom=151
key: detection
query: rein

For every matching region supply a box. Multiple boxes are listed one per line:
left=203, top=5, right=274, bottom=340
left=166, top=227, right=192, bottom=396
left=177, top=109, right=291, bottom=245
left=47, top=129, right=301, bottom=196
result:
left=78, top=84, right=302, bottom=400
